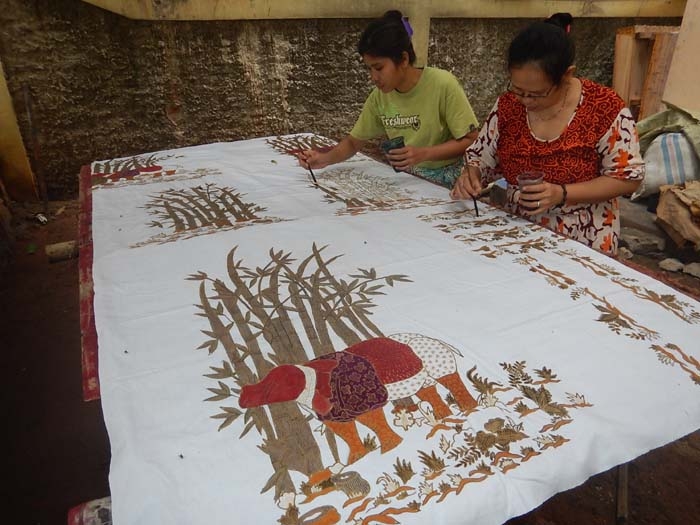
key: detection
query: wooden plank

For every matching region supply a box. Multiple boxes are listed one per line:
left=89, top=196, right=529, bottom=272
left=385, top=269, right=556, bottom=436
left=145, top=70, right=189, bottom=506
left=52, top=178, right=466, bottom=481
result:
left=614, top=25, right=681, bottom=120
left=613, top=27, right=652, bottom=117
left=664, top=0, right=700, bottom=115
left=640, top=31, right=679, bottom=119
left=613, top=28, right=638, bottom=104
left=634, top=24, right=681, bottom=39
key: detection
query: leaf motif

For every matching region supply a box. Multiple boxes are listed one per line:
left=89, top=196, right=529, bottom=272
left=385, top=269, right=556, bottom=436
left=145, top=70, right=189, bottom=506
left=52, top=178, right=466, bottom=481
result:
left=211, top=408, right=242, bottom=431
left=535, top=367, right=557, bottom=381
left=645, top=289, right=661, bottom=301
left=260, top=467, right=287, bottom=494
left=514, top=402, right=529, bottom=415
left=204, top=361, right=235, bottom=379
left=197, top=339, right=217, bottom=352
left=205, top=380, right=231, bottom=401
left=205, top=393, right=228, bottom=403
left=598, top=313, right=618, bottom=323
left=259, top=288, right=277, bottom=303
left=497, top=428, right=528, bottom=444
left=240, top=419, right=257, bottom=439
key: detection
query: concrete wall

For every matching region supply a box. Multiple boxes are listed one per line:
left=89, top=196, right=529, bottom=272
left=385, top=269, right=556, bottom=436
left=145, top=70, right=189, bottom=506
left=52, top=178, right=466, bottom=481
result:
left=429, top=17, right=683, bottom=119
left=0, top=0, right=680, bottom=198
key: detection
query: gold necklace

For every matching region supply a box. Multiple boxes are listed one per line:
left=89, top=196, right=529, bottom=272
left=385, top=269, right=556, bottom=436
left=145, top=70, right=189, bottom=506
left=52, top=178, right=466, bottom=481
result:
left=529, top=83, right=570, bottom=122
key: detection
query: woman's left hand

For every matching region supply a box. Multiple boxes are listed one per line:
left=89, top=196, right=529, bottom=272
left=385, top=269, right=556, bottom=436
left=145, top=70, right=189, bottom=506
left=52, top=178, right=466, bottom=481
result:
left=518, top=182, right=564, bottom=215
left=386, top=146, right=427, bottom=170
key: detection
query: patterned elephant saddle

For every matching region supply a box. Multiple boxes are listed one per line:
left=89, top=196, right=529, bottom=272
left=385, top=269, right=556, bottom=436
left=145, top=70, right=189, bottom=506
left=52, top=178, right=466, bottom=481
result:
left=312, top=351, right=388, bottom=422
left=310, top=338, right=423, bottom=422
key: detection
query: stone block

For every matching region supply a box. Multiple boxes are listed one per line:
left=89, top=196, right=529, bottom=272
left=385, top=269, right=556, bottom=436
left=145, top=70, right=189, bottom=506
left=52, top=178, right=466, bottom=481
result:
left=683, top=262, right=700, bottom=279
left=659, top=258, right=684, bottom=272
left=620, top=226, right=666, bottom=255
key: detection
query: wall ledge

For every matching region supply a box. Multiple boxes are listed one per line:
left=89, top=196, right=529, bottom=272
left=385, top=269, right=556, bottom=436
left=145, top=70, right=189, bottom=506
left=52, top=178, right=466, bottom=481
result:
left=81, top=1, right=687, bottom=21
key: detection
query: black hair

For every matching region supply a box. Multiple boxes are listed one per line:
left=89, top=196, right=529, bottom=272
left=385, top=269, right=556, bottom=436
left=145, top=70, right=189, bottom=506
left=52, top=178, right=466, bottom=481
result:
left=507, top=13, right=575, bottom=85
left=357, top=10, right=416, bottom=65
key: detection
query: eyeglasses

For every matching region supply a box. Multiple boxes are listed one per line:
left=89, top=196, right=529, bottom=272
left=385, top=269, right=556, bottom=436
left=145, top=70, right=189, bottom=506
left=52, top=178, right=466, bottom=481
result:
left=507, top=81, right=555, bottom=99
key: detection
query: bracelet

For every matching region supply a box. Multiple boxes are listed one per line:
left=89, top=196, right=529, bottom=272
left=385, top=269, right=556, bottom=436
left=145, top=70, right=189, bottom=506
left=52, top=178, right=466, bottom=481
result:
left=556, top=183, right=568, bottom=208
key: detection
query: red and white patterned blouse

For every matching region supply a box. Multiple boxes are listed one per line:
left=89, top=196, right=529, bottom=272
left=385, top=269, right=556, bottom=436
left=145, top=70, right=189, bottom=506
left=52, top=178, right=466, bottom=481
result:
left=466, top=79, right=645, bottom=255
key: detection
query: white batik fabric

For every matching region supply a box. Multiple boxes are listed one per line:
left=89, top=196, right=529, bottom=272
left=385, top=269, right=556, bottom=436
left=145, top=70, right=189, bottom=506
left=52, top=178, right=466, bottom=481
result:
left=90, top=134, right=700, bottom=525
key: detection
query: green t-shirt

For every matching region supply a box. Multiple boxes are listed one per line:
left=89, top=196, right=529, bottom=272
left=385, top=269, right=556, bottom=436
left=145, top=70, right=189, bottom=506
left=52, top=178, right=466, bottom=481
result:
left=350, top=67, right=479, bottom=169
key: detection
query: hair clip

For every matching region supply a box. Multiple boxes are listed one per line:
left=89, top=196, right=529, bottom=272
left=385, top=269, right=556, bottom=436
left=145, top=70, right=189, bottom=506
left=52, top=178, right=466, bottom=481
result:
left=402, top=17, right=413, bottom=37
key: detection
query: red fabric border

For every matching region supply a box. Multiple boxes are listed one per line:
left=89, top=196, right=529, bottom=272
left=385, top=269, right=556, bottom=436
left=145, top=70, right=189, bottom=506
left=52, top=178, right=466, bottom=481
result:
left=79, top=165, right=100, bottom=401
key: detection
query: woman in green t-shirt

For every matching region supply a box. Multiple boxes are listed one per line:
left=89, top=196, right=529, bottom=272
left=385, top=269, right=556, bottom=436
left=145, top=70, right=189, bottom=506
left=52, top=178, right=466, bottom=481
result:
left=298, top=10, right=479, bottom=188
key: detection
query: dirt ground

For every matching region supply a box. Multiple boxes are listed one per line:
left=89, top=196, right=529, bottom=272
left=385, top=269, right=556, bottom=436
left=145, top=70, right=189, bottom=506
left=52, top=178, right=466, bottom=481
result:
left=3, top=199, right=700, bottom=525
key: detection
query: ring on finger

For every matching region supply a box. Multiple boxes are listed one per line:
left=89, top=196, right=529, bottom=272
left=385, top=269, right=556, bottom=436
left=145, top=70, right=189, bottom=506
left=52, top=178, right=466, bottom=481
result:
left=537, top=200, right=540, bottom=208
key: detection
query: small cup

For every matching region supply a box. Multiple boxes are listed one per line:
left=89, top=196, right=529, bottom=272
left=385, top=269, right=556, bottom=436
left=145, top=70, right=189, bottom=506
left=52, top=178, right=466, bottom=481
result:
left=517, top=171, right=544, bottom=190
left=381, top=136, right=405, bottom=172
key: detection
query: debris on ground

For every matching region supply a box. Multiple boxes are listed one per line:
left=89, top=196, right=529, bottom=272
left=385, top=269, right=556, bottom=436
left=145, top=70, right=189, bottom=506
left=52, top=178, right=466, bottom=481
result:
left=659, top=258, right=685, bottom=272
left=684, top=262, right=700, bottom=279
left=620, top=226, right=666, bottom=255
left=45, top=240, right=78, bottom=263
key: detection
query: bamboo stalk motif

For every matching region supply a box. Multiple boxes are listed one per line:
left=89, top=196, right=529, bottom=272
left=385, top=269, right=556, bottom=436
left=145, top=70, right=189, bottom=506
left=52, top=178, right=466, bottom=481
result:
left=189, top=244, right=412, bottom=500
left=92, top=153, right=167, bottom=174
left=130, top=183, right=285, bottom=248
left=266, top=135, right=336, bottom=156
left=145, top=183, right=264, bottom=233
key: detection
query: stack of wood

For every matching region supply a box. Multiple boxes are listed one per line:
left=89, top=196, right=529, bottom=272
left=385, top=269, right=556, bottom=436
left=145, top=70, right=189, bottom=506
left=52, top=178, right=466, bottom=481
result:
left=657, top=181, right=700, bottom=250
left=613, top=25, right=680, bottom=121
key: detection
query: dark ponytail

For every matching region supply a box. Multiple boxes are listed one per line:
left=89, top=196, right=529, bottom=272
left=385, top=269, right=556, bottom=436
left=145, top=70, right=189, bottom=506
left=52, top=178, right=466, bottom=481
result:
left=358, top=10, right=416, bottom=65
left=508, top=12, right=575, bottom=85
left=546, top=12, right=573, bottom=34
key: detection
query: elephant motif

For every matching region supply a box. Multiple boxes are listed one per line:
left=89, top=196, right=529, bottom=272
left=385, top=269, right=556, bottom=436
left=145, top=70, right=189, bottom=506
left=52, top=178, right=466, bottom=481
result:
left=239, top=333, right=477, bottom=464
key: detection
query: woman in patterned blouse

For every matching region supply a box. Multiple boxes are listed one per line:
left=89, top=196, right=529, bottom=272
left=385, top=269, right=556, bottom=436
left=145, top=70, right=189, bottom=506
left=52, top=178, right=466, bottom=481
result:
left=451, top=13, right=644, bottom=256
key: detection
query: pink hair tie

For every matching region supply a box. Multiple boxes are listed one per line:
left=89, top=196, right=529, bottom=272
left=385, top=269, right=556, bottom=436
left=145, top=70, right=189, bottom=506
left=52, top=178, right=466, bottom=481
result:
left=402, top=17, right=413, bottom=37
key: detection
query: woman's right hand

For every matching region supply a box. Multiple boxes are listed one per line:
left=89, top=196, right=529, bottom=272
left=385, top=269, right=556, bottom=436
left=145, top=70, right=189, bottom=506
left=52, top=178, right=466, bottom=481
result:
left=451, top=165, right=483, bottom=200
left=298, top=149, right=328, bottom=170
